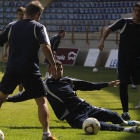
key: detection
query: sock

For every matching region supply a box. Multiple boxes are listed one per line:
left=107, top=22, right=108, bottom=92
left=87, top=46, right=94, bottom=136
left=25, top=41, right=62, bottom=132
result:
left=43, top=131, right=51, bottom=138
left=121, top=121, right=128, bottom=126
left=123, top=128, right=133, bottom=132
left=45, top=72, right=50, bottom=79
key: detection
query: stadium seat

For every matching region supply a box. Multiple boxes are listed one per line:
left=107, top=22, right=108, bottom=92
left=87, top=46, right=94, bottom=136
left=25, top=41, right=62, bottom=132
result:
left=23, top=2, right=28, bottom=7
left=129, top=2, right=133, bottom=7
left=106, top=9, right=110, bottom=13
left=85, top=20, right=89, bottom=24
left=85, top=9, right=89, bottom=14
left=52, top=26, right=58, bottom=32
left=51, top=14, right=57, bottom=19
left=114, top=8, right=118, bottom=13
left=120, top=2, right=124, bottom=7
left=0, top=25, right=3, bottom=31
left=62, top=3, right=68, bottom=7
left=86, top=3, right=91, bottom=8
left=99, top=15, right=104, bottom=19
left=97, top=9, right=102, bottom=13
left=65, top=26, right=70, bottom=32
left=124, top=2, right=128, bottom=7
left=87, top=15, right=91, bottom=20
left=75, top=15, right=79, bottom=20
left=110, top=8, right=114, bottom=13
left=112, top=14, right=116, bottom=20
left=58, top=20, right=64, bottom=25
left=69, top=14, right=75, bottom=19
left=108, top=3, right=112, bottom=7
left=40, top=20, right=45, bottom=24
left=63, top=14, right=69, bottom=19
left=91, top=3, right=96, bottom=8
left=40, top=14, right=45, bottom=19
left=44, top=8, right=50, bottom=13
left=12, top=13, right=17, bottom=18
left=106, top=20, right=110, bottom=25
left=93, top=9, right=97, bottom=13
left=77, top=20, right=81, bottom=25
left=79, top=15, right=83, bottom=20
left=2, top=1, right=8, bottom=7
left=93, top=20, right=97, bottom=26
left=57, top=8, right=62, bottom=13
left=56, top=3, right=61, bottom=7
left=75, top=0, right=80, bottom=2
left=64, top=20, right=69, bottom=25
left=0, top=7, right=3, bottom=12
left=6, top=19, right=12, bottom=23
left=127, top=8, right=131, bottom=13
left=5, top=7, right=11, bottom=13
left=69, top=20, right=73, bottom=25
left=91, top=15, right=95, bottom=20
left=95, top=15, right=99, bottom=19
left=46, top=26, right=52, bottom=31
left=112, top=2, right=116, bottom=7
left=104, top=15, right=108, bottom=19
left=95, top=27, right=99, bottom=32
left=97, top=20, right=101, bottom=26
left=89, top=26, right=94, bottom=32
left=46, top=20, right=51, bottom=25
left=68, top=3, right=74, bottom=7
left=100, top=3, right=104, bottom=8
left=50, top=2, right=55, bottom=7
left=63, top=9, right=68, bottom=13
left=81, top=26, right=86, bottom=32
left=80, top=9, right=85, bottom=14
left=50, top=8, right=56, bottom=13
left=69, top=8, right=74, bottom=13
left=104, top=3, right=108, bottom=7
left=52, top=20, right=58, bottom=25
left=45, top=14, right=51, bottom=19
left=74, top=26, right=78, bottom=32
left=102, top=9, right=106, bottom=13
left=16, top=2, right=22, bottom=7
left=75, top=9, right=80, bottom=14
left=116, top=14, right=121, bottom=19
left=123, top=8, right=127, bottom=13
left=89, top=9, right=93, bottom=14
left=118, top=8, right=122, bottom=13
left=80, top=3, right=85, bottom=8
left=96, top=3, right=100, bottom=8
left=57, top=14, right=63, bottom=19
left=83, top=15, right=87, bottom=20
left=108, top=14, right=112, bottom=19
left=81, top=20, right=85, bottom=26
left=9, top=2, right=15, bottom=7
left=75, top=3, right=80, bottom=8
left=0, top=13, right=3, bottom=18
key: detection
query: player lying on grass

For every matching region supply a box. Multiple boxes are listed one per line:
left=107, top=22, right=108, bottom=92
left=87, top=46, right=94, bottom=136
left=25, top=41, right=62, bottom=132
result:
left=6, top=60, right=140, bottom=133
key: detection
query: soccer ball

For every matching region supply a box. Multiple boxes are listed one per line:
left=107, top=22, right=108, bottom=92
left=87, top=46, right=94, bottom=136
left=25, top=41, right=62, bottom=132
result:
left=82, top=118, right=100, bottom=135
left=93, top=68, right=98, bottom=73
left=0, top=130, right=4, bottom=140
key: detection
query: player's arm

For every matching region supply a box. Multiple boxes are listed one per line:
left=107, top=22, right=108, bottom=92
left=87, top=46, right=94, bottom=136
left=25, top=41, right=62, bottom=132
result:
left=7, top=91, right=33, bottom=102
left=98, top=18, right=126, bottom=51
left=3, top=41, right=9, bottom=61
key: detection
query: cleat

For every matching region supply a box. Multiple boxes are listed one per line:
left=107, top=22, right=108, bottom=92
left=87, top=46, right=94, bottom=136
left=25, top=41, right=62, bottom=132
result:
left=135, top=102, right=140, bottom=109
left=121, top=120, right=140, bottom=126
left=42, top=134, right=57, bottom=140
left=132, top=126, right=140, bottom=133
left=121, top=112, right=131, bottom=121
left=132, top=85, right=137, bottom=89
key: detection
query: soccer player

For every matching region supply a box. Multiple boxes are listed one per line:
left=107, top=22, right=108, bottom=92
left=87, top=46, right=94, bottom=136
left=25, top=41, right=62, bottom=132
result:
left=98, top=2, right=140, bottom=120
left=45, top=30, right=66, bottom=79
left=3, top=7, right=26, bottom=95
left=0, top=1, right=57, bottom=140
left=6, top=60, right=140, bottom=133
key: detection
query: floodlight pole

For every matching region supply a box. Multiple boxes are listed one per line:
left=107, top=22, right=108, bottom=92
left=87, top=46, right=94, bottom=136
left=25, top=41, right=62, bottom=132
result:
left=2, top=0, right=5, bottom=73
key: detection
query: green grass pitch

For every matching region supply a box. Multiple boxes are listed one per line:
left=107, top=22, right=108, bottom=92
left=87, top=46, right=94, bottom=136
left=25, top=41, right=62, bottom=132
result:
left=0, top=63, right=140, bottom=140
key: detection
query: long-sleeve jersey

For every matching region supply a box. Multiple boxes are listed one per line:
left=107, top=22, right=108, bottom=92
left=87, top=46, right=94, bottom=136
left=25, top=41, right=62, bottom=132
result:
left=50, top=34, right=61, bottom=53
left=7, top=77, right=108, bottom=120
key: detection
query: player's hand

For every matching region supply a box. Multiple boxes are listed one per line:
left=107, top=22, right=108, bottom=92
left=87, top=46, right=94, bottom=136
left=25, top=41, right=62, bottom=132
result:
left=50, top=63, right=57, bottom=80
left=3, top=53, right=7, bottom=61
left=98, top=42, right=104, bottom=51
left=108, top=80, right=120, bottom=87
left=53, top=51, right=57, bottom=55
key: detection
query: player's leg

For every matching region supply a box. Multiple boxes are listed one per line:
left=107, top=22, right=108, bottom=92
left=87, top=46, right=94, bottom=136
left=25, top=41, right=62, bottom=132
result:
left=0, top=91, right=9, bottom=108
left=45, top=58, right=50, bottom=79
left=19, top=83, right=24, bottom=93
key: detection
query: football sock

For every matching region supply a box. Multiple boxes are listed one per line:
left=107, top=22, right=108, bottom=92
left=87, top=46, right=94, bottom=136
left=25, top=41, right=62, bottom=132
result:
left=123, top=128, right=133, bottom=132
left=45, top=72, right=50, bottom=79
left=43, top=131, right=51, bottom=137
left=121, top=121, right=128, bottom=125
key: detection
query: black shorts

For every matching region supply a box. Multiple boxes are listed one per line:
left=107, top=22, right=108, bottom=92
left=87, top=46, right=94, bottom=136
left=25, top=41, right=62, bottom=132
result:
left=118, top=60, right=140, bottom=85
left=0, top=73, right=46, bottom=98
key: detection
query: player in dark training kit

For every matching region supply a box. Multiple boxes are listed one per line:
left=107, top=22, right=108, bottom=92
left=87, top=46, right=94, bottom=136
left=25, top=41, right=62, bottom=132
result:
left=6, top=60, right=140, bottom=133
left=98, top=3, right=140, bottom=120
left=0, top=1, right=57, bottom=140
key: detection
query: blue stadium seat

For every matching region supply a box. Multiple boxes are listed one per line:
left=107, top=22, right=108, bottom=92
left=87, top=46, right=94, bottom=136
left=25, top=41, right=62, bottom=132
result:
left=46, top=20, right=51, bottom=25
left=61, top=0, right=67, bottom=2
left=66, top=26, right=70, bottom=32
left=50, top=2, right=55, bottom=7
left=89, top=26, right=94, bottom=32
left=75, top=15, right=79, bottom=20
left=120, top=2, right=124, bottom=7
left=44, top=8, right=50, bottom=13
left=82, top=27, right=86, bottom=32
left=62, top=3, right=68, bottom=7
left=6, top=19, right=12, bottom=23
left=11, top=7, right=16, bottom=13
left=101, top=20, right=105, bottom=25
left=51, top=14, right=57, bottom=19
left=63, top=9, right=69, bottom=13
left=89, top=9, right=93, bottom=14
left=0, top=13, right=3, bottom=18
left=83, top=15, right=87, bottom=20
left=23, top=2, right=28, bottom=7
left=69, top=8, right=74, bottom=13
left=91, top=3, right=96, bottom=8
left=69, top=15, right=75, bottom=19
left=0, top=25, right=3, bottom=31
left=56, top=3, right=61, bottom=7
left=104, top=15, right=108, bottom=19
left=104, top=3, right=108, bottom=7
left=0, top=7, right=3, bottom=12
left=108, top=14, right=112, bottom=19
left=95, top=27, right=99, bottom=32
left=81, top=0, right=86, bottom=2
left=112, top=14, right=117, bottom=20
left=79, top=15, right=83, bottom=20
left=86, top=3, right=91, bottom=8
left=129, top=2, right=133, bottom=7
left=91, top=15, right=95, bottom=20
left=52, top=26, right=58, bottom=32
left=114, top=8, right=118, bottom=13
left=95, top=15, right=99, bottom=19
left=97, top=9, right=102, bottom=13
left=5, top=7, right=11, bottom=12
left=63, top=14, right=69, bottom=19
left=81, top=20, right=85, bottom=25
left=80, top=3, right=85, bottom=8
left=97, top=20, right=101, bottom=26
left=116, top=2, right=120, bottom=7
left=80, top=9, right=85, bottom=14
left=123, top=8, right=127, bottom=13
left=68, top=3, right=74, bottom=7
left=54, top=0, right=60, bottom=1
left=69, top=20, right=73, bottom=25
left=77, top=20, right=81, bottom=25
left=2, top=2, right=8, bottom=7
left=57, top=8, right=62, bottom=13
left=45, top=14, right=51, bottom=19
left=64, top=20, right=69, bottom=25
left=75, top=0, right=80, bottom=1
left=127, top=8, right=131, bottom=13
left=61, top=26, right=66, bottom=30
left=51, top=8, right=56, bottom=13
left=99, top=15, right=104, bottom=19
left=74, top=26, right=78, bottom=32
left=75, top=3, right=80, bottom=8
left=58, top=20, right=64, bottom=25
left=116, top=14, right=121, bottom=19
left=75, top=9, right=80, bottom=14
left=87, top=15, right=91, bottom=20
left=52, top=20, right=58, bottom=25
left=93, top=9, right=97, bottom=13
left=68, top=0, right=73, bottom=1
left=16, top=2, right=22, bottom=7
left=46, top=26, right=52, bottom=31
left=118, top=8, right=122, bottom=13
left=102, top=9, right=106, bottom=13
left=85, top=9, right=89, bottom=14
left=85, top=21, right=89, bottom=24
left=96, top=3, right=100, bottom=8
left=100, top=3, right=104, bottom=8
left=106, top=20, right=110, bottom=25
left=110, top=8, right=114, bottom=13
left=112, top=3, right=116, bottom=7
left=40, top=14, right=45, bottom=19
left=106, top=9, right=110, bottom=13
left=57, top=14, right=63, bottom=19
left=63, top=9, right=68, bottom=13
left=124, top=2, right=128, bottom=7
left=108, top=3, right=112, bottom=7
left=5, top=13, right=12, bottom=18
left=9, top=2, right=15, bottom=7
left=12, top=13, right=17, bottom=18
left=40, top=20, right=45, bottom=24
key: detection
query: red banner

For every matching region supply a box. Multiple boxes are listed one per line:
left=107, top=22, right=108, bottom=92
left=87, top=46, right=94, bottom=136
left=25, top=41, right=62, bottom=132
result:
left=56, top=48, right=79, bottom=65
